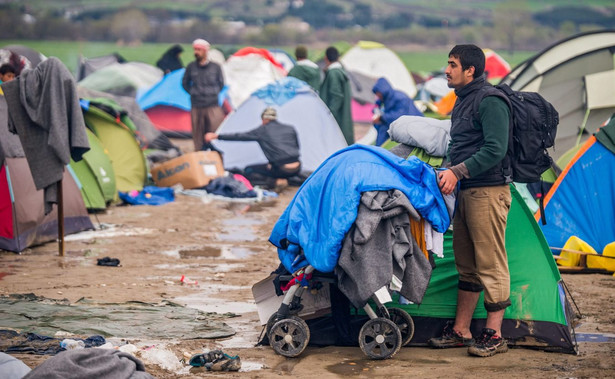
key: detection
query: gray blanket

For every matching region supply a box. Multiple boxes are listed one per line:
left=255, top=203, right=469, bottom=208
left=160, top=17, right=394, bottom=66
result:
left=23, top=349, right=154, bottom=379
left=1, top=57, right=89, bottom=214
left=335, top=189, right=433, bottom=308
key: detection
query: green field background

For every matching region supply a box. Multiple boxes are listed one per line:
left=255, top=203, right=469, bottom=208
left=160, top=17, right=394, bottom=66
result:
left=0, top=40, right=536, bottom=77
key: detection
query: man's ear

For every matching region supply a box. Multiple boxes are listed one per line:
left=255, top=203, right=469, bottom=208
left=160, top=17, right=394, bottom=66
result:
left=464, top=66, right=476, bottom=77
left=465, top=66, right=475, bottom=78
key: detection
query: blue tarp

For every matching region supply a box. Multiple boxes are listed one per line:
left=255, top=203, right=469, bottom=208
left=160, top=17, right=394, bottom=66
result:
left=269, top=144, right=450, bottom=273
left=119, top=186, right=175, bottom=206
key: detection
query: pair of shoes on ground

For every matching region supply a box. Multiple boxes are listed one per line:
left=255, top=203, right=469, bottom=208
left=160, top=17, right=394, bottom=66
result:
left=428, top=322, right=508, bottom=357
left=189, top=349, right=241, bottom=371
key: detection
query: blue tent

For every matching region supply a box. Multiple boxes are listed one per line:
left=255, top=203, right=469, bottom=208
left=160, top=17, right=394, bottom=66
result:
left=539, top=114, right=615, bottom=253
left=211, top=77, right=348, bottom=173
left=137, top=68, right=190, bottom=112
left=136, top=69, right=230, bottom=137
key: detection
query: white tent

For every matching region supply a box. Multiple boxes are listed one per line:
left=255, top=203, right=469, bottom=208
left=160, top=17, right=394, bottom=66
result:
left=222, top=47, right=287, bottom=110
left=340, top=41, right=417, bottom=99
left=212, top=77, right=347, bottom=173
left=501, top=30, right=615, bottom=158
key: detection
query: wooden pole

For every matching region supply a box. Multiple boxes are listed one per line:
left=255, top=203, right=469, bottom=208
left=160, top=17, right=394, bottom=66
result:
left=550, top=246, right=615, bottom=260
left=58, top=180, right=65, bottom=257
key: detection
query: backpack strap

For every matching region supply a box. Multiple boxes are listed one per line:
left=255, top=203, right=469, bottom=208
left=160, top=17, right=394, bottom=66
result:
left=470, top=85, right=514, bottom=183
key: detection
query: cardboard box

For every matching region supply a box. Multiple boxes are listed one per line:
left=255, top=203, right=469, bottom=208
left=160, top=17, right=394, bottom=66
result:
left=151, top=151, right=224, bottom=189
left=252, top=274, right=332, bottom=325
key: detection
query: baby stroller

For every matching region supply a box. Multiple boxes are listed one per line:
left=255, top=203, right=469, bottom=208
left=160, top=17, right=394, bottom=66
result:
left=265, top=264, right=415, bottom=360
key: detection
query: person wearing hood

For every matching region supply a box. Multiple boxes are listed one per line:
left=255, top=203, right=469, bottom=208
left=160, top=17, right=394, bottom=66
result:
left=156, top=44, right=184, bottom=74
left=320, top=46, right=353, bottom=145
left=287, top=45, right=321, bottom=92
left=371, top=77, right=423, bottom=146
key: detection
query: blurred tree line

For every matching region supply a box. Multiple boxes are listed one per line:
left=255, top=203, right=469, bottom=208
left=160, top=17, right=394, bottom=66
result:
left=0, top=1, right=613, bottom=52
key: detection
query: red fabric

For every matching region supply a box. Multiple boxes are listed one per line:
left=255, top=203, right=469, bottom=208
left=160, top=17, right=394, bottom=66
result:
left=484, top=50, right=511, bottom=80
left=233, top=174, right=253, bottom=190
left=145, top=106, right=192, bottom=135
left=280, top=272, right=312, bottom=292
left=0, top=165, right=14, bottom=239
left=231, top=47, right=286, bottom=71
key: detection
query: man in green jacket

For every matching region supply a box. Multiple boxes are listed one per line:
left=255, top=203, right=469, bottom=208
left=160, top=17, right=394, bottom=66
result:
left=429, top=44, right=512, bottom=358
left=287, top=45, right=320, bottom=92
left=320, top=46, right=354, bottom=145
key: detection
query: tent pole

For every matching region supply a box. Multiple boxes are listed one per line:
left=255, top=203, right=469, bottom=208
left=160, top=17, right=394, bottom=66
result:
left=57, top=180, right=65, bottom=257
left=575, top=109, right=591, bottom=147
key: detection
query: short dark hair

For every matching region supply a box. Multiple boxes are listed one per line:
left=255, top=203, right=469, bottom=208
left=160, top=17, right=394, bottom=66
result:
left=448, top=44, right=485, bottom=79
left=0, top=63, right=16, bottom=75
left=325, top=46, right=339, bottom=62
left=295, top=45, right=308, bottom=60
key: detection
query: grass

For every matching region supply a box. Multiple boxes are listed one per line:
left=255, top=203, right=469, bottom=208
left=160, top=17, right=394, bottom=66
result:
left=1, top=39, right=539, bottom=78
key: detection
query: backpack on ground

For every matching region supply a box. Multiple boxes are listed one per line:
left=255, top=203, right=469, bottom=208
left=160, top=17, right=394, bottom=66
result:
left=474, top=83, right=559, bottom=184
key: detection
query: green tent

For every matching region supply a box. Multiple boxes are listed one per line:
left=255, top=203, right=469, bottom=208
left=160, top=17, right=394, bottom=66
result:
left=392, top=184, right=575, bottom=353
left=69, top=129, right=117, bottom=210
left=81, top=99, right=147, bottom=193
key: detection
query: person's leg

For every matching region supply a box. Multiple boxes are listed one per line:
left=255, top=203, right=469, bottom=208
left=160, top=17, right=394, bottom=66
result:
left=204, top=106, right=225, bottom=134
left=465, top=185, right=511, bottom=357
left=454, top=290, right=480, bottom=338
left=466, top=185, right=511, bottom=335
left=191, top=107, right=206, bottom=151
left=429, top=189, right=480, bottom=348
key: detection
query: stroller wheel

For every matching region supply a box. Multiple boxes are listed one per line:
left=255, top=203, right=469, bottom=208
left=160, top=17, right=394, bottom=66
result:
left=359, top=318, right=402, bottom=360
left=265, top=312, right=279, bottom=341
left=387, top=308, right=415, bottom=346
left=269, top=315, right=310, bottom=358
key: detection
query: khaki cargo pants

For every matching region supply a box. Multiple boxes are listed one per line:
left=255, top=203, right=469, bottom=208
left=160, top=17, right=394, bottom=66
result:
left=453, top=185, right=512, bottom=311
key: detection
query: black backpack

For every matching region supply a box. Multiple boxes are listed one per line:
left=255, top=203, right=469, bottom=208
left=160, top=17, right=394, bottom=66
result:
left=474, top=83, right=559, bottom=183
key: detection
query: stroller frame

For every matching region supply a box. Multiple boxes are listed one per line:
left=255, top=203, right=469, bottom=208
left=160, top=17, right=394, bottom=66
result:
left=266, top=265, right=415, bottom=359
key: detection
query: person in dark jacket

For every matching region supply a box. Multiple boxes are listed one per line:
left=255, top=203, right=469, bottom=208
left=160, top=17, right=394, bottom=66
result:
left=156, top=44, right=184, bottom=74
left=428, top=44, right=512, bottom=358
left=205, top=107, right=301, bottom=182
left=182, top=38, right=226, bottom=152
left=371, top=77, right=423, bottom=146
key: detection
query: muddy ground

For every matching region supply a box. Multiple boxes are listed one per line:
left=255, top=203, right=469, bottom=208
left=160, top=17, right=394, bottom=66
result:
left=1, top=134, right=614, bottom=378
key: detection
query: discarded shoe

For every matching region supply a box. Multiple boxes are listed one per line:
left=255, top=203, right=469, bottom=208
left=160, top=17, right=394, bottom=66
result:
left=96, top=257, right=120, bottom=267
left=189, top=349, right=241, bottom=371
left=467, top=328, right=508, bottom=357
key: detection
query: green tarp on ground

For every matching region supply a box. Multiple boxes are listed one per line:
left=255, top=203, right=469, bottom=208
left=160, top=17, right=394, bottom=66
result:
left=0, top=294, right=234, bottom=340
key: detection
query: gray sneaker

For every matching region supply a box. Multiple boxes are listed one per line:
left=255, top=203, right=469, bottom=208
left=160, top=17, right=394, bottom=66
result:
left=467, top=328, right=508, bottom=357
left=428, top=322, right=475, bottom=348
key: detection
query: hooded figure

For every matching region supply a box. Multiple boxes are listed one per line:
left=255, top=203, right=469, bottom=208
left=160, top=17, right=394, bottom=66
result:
left=372, top=77, right=423, bottom=146
left=156, top=44, right=184, bottom=74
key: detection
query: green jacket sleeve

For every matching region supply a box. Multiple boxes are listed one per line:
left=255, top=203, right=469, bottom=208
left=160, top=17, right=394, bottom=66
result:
left=464, top=96, right=510, bottom=177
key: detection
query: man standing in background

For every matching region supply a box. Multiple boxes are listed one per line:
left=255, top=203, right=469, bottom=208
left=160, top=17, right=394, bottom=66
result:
left=182, top=38, right=225, bottom=151
left=320, top=46, right=354, bottom=145
left=287, top=45, right=320, bottom=92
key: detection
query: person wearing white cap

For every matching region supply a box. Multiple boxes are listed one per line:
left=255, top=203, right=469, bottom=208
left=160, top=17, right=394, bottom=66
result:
left=205, top=106, right=301, bottom=186
left=182, top=38, right=225, bottom=151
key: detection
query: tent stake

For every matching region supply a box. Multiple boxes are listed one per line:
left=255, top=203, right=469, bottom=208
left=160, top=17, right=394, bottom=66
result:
left=58, top=180, right=65, bottom=257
